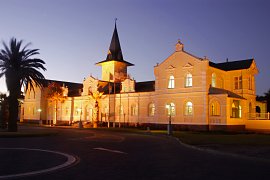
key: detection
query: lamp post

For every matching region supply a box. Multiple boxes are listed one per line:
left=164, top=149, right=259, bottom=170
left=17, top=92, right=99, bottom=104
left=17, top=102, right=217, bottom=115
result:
left=77, top=108, right=83, bottom=129
left=37, top=108, right=42, bottom=125
left=166, top=104, right=172, bottom=135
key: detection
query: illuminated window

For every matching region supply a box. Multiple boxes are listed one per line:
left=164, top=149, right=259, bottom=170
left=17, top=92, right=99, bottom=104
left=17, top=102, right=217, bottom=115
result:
left=185, top=73, right=192, bottom=87
left=185, top=101, right=193, bottom=115
left=210, top=101, right=220, bottom=116
left=131, top=105, right=138, bottom=116
left=231, top=100, right=242, bottom=118
left=211, top=73, right=216, bottom=87
left=234, top=76, right=242, bottom=90
left=119, top=105, right=124, bottom=115
left=148, top=103, right=155, bottom=116
left=166, top=103, right=175, bottom=116
left=168, top=75, right=175, bottom=89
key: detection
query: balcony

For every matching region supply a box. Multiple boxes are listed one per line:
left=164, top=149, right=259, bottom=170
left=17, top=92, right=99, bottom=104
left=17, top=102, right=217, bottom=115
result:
left=248, top=113, right=270, bottom=120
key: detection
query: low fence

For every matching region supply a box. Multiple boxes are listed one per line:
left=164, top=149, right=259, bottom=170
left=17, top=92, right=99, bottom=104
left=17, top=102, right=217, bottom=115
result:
left=248, top=113, right=270, bottom=120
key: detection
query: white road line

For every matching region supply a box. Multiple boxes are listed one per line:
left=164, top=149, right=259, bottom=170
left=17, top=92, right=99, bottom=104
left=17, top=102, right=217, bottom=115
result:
left=0, top=148, right=78, bottom=179
left=93, top=147, right=127, bottom=154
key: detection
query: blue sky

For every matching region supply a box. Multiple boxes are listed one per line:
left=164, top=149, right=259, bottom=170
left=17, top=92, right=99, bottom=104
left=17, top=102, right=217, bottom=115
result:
left=0, top=0, right=269, bottom=95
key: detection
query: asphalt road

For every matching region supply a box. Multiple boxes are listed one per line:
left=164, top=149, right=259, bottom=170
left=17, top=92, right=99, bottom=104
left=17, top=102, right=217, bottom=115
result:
left=1, top=127, right=270, bottom=180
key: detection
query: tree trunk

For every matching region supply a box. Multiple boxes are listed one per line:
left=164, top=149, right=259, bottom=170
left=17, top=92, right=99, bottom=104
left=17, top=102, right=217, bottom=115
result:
left=8, top=96, right=19, bottom=132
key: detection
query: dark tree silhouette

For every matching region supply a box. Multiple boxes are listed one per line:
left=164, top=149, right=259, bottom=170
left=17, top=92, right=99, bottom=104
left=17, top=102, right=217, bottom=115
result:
left=0, top=38, right=46, bottom=132
left=264, top=89, right=270, bottom=112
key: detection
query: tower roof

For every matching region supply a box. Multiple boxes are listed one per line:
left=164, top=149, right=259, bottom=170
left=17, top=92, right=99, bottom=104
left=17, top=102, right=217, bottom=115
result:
left=96, top=21, right=134, bottom=66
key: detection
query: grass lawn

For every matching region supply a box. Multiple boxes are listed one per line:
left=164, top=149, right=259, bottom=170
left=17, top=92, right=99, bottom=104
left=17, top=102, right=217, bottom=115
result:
left=84, top=127, right=270, bottom=146
left=151, top=130, right=270, bottom=146
left=0, top=127, right=58, bottom=138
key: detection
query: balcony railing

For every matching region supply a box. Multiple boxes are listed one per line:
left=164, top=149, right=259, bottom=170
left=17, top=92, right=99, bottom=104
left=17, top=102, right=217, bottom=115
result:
left=248, top=113, right=270, bottom=120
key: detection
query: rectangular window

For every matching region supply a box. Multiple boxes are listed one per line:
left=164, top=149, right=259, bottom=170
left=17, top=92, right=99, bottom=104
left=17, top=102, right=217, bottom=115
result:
left=185, top=74, right=192, bottom=87
left=234, top=76, right=242, bottom=90
left=168, top=76, right=175, bottom=89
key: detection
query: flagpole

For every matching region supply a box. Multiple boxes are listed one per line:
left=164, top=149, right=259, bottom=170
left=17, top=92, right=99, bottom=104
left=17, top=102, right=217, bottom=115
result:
left=114, top=76, right=116, bottom=128
left=108, top=80, right=110, bottom=128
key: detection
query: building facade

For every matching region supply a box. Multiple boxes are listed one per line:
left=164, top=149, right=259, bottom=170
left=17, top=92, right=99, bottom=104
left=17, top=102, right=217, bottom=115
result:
left=21, top=24, right=268, bottom=131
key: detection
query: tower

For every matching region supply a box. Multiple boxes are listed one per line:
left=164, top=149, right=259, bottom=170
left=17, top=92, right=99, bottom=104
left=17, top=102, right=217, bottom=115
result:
left=96, top=21, right=134, bottom=82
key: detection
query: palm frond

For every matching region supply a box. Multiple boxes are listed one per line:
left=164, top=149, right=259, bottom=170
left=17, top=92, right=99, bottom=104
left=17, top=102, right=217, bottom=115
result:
left=0, top=37, right=46, bottom=95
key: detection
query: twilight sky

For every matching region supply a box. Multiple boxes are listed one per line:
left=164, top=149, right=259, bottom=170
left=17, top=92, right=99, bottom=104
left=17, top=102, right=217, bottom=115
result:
left=0, top=0, right=269, bottom=96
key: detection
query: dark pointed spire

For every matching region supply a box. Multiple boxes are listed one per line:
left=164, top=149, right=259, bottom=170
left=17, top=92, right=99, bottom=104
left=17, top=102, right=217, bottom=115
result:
left=106, top=19, right=124, bottom=61
left=96, top=20, right=133, bottom=66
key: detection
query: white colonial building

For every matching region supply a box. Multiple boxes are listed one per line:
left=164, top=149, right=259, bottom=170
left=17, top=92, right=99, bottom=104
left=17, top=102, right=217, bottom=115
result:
left=21, top=23, right=268, bottom=131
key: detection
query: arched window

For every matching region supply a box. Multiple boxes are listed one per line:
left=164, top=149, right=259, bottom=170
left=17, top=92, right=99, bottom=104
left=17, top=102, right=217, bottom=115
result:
left=131, top=104, right=138, bottom=116
left=185, top=73, right=192, bottom=87
left=166, top=103, right=175, bottom=116
left=148, top=103, right=155, bottom=116
left=211, top=73, right=216, bottom=87
left=168, top=75, right=175, bottom=89
left=231, top=100, right=241, bottom=118
left=256, top=106, right=261, bottom=113
left=210, top=101, right=220, bottom=116
left=185, top=101, right=193, bottom=115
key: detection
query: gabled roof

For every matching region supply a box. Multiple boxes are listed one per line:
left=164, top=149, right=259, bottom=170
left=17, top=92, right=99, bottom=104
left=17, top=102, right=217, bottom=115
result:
left=209, top=59, right=253, bottom=71
left=40, top=79, right=83, bottom=97
left=135, top=81, right=155, bottom=92
left=209, top=87, right=246, bottom=99
left=96, top=22, right=134, bottom=66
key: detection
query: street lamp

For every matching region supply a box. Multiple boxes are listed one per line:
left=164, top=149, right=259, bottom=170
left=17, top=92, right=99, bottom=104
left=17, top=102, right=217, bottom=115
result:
left=166, top=104, right=173, bottom=135
left=77, top=108, right=83, bottom=129
left=37, top=108, right=42, bottom=125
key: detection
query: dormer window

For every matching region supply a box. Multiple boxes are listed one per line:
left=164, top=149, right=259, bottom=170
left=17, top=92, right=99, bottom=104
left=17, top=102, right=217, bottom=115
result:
left=168, top=75, right=175, bottom=89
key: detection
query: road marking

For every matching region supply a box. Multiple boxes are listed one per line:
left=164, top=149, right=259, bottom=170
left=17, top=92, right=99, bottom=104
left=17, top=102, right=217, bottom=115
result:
left=0, top=148, right=78, bottom=179
left=93, top=147, right=127, bottom=154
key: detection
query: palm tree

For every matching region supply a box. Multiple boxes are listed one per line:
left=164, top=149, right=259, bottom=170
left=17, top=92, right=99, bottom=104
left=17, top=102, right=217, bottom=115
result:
left=89, top=91, right=104, bottom=128
left=0, top=38, right=46, bottom=132
left=47, top=82, right=67, bottom=125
